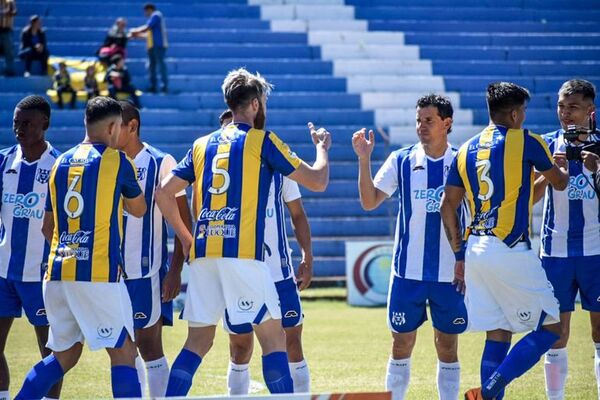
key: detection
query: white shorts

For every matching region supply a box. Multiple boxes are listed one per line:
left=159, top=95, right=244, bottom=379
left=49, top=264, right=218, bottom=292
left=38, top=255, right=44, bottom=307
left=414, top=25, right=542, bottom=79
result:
left=182, top=258, right=281, bottom=327
left=43, top=280, right=135, bottom=352
left=465, top=235, right=560, bottom=333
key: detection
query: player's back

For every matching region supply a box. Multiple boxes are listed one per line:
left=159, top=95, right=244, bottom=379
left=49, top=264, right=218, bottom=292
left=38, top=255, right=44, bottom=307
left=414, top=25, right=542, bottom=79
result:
left=47, top=143, right=140, bottom=283
left=454, top=124, right=553, bottom=247
left=175, top=122, right=301, bottom=261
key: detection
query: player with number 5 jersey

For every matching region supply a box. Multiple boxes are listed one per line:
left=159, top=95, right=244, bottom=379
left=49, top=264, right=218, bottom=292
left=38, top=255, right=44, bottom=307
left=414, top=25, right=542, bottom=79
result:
left=15, top=97, right=147, bottom=400
left=156, top=68, right=331, bottom=396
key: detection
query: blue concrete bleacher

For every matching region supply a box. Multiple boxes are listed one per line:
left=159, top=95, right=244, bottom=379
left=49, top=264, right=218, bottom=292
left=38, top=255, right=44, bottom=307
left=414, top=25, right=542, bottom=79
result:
left=1, top=0, right=599, bottom=278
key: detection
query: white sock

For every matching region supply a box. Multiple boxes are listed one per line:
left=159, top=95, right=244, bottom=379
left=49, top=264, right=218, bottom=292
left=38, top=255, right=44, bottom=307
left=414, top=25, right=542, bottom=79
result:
left=289, top=359, right=311, bottom=393
left=0, top=391, right=9, bottom=400
left=227, top=361, right=250, bottom=395
left=545, top=347, right=568, bottom=400
left=42, top=398, right=58, bottom=400
left=386, top=357, right=411, bottom=400
left=145, top=356, right=170, bottom=398
left=594, top=343, right=600, bottom=399
left=135, top=355, right=146, bottom=398
left=437, top=361, right=460, bottom=400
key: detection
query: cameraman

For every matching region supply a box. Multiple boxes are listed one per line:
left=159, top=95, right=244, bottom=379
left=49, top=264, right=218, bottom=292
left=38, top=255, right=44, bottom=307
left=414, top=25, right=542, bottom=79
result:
left=534, top=79, right=600, bottom=400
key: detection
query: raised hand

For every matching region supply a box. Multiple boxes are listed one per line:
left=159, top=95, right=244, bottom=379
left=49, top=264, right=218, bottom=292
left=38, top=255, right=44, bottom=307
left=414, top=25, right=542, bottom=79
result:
left=352, top=128, right=375, bottom=160
left=308, top=122, right=332, bottom=150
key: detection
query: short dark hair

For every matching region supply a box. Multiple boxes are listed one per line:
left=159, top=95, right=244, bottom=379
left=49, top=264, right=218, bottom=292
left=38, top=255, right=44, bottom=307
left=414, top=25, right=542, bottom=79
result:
left=486, top=82, right=531, bottom=119
left=416, top=94, right=454, bottom=133
left=221, top=68, right=273, bottom=112
left=219, top=109, right=233, bottom=126
left=558, top=79, right=596, bottom=102
left=119, top=101, right=141, bottom=135
left=15, top=95, right=51, bottom=120
left=143, top=3, right=156, bottom=11
left=29, top=15, right=40, bottom=23
left=85, top=97, right=122, bottom=125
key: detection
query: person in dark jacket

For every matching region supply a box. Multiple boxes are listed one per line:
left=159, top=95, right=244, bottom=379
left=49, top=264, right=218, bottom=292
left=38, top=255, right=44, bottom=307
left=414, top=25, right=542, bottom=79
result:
left=105, top=54, right=141, bottom=108
left=98, top=17, right=128, bottom=64
left=18, top=15, right=49, bottom=76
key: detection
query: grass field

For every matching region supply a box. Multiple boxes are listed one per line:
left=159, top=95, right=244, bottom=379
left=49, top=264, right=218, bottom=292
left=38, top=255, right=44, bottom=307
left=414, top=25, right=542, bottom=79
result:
left=5, top=288, right=597, bottom=399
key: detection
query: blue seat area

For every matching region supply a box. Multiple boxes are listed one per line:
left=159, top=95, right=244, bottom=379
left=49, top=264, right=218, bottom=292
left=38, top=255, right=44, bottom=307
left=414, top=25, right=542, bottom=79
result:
left=369, top=21, right=600, bottom=33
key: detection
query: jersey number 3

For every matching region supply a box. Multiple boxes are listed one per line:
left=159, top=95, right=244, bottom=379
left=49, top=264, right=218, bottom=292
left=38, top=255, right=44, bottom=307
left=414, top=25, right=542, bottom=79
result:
left=476, top=160, right=494, bottom=201
left=64, top=175, right=84, bottom=218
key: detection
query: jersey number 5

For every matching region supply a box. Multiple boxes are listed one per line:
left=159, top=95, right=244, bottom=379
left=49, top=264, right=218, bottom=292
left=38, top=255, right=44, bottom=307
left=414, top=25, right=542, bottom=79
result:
left=64, top=175, right=84, bottom=218
left=209, top=152, right=230, bottom=195
left=476, top=160, right=494, bottom=201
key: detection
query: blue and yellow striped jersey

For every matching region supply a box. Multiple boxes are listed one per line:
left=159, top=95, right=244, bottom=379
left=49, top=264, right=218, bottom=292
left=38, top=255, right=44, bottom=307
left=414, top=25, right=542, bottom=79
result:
left=46, top=143, right=142, bottom=282
left=446, top=125, right=554, bottom=247
left=172, top=123, right=302, bottom=261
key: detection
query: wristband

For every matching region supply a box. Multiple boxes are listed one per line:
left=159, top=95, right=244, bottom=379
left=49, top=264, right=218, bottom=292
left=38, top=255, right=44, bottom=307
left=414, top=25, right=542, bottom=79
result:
left=454, top=248, right=465, bottom=262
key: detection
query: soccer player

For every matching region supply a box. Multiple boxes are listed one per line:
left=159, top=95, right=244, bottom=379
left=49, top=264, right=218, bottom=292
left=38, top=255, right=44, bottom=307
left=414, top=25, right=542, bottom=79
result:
left=15, top=97, right=147, bottom=400
left=116, top=101, right=191, bottom=398
left=217, top=110, right=313, bottom=394
left=0, top=96, right=62, bottom=400
left=533, top=80, right=600, bottom=400
left=155, top=68, right=330, bottom=396
left=440, top=82, right=569, bottom=400
left=352, top=94, right=467, bottom=400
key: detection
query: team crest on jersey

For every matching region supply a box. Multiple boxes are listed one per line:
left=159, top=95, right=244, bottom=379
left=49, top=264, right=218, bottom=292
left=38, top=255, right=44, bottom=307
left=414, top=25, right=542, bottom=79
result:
left=136, top=167, right=147, bottom=181
left=35, top=168, right=51, bottom=184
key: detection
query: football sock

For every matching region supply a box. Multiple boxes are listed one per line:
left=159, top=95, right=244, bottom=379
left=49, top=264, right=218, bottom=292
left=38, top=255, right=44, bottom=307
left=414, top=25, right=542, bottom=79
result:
left=544, top=347, right=568, bottom=400
left=146, top=356, right=170, bottom=398
left=480, top=340, right=510, bottom=400
left=482, top=329, right=559, bottom=399
left=134, top=355, right=146, bottom=397
left=262, top=351, right=293, bottom=393
left=165, top=348, right=202, bottom=397
left=111, top=365, right=142, bottom=398
left=386, top=357, right=411, bottom=400
left=227, top=361, right=250, bottom=395
left=437, top=361, right=460, bottom=400
left=15, top=355, right=64, bottom=400
left=289, top=359, right=310, bottom=393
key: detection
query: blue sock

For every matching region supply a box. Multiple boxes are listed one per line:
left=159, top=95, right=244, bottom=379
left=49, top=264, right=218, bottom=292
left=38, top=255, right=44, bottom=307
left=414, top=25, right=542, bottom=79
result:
left=15, top=354, right=64, bottom=400
left=262, top=351, right=293, bottom=393
left=482, top=329, right=559, bottom=399
left=165, top=348, right=202, bottom=397
left=111, top=365, right=142, bottom=398
left=480, top=340, right=510, bottom=400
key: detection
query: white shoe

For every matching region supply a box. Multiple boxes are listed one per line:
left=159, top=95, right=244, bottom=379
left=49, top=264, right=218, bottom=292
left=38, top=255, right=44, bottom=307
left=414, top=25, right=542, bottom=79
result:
left=23, top=71, right=31, bottom=78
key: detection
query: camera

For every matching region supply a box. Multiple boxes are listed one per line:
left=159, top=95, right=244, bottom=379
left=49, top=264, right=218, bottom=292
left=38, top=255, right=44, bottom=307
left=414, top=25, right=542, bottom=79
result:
left=564, top=112, right=600, bottom=161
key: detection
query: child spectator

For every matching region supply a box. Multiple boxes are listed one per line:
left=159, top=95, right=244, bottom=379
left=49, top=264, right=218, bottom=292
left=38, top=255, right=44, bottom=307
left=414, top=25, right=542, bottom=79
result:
left=53, top=61, right=76, bottom=109
left=105, top=54, right=141, bottom=108
left=84, top=65, right=99, bottom=101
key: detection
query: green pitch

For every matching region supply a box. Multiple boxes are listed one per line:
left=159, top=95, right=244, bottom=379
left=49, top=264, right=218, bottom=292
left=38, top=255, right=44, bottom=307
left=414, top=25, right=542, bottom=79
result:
left=5, top=289, right=596, bottom=399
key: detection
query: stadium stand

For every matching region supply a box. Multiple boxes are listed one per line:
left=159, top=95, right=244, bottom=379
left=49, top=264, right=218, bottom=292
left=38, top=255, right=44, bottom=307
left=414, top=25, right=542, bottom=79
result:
left=0, top=0, right=599, bottom=278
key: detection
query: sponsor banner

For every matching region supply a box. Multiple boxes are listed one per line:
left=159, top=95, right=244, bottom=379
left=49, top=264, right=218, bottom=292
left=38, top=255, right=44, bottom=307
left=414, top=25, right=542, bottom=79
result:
left=346, top=241, right=394, bottom=307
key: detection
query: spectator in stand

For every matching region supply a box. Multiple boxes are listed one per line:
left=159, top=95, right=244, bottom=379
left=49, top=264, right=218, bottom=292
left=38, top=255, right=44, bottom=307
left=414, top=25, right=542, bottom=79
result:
left=53, top=61, right=76, bottom=109
left=105, top=54, right=141, bottom=108
left=129, top=3, right=168, bottom=93
left=98, top=17, right=128, bottom=65
left=84, top=65, right=100, bottom=102
left=19, top=15, right=48, bottom=77
left=0, top=0, right=17, bottom=76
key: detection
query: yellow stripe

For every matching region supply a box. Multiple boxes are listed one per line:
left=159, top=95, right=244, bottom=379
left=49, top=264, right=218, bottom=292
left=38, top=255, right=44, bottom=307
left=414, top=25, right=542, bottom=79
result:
left=46, top=161, right=59, bottom=281
left=190, top=136, right=209, bottom=260
left=146, top=32, right=153, bottom=49
left=267, top=131, right=302, bottom=169
left=476, top=126, right=494, bottom=212
left=206, top=142, right=231, bottom=258
left=62, top=145, right=93, bottom=280
left=528, top=131, right=553, bottom=166
left=238, top=130, right=265, bottom=258
left=457, top=144, right=474, bottom=239
left=493, top=129, right=524, bottom=240
left=91, top=149, right=120, bottom=282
